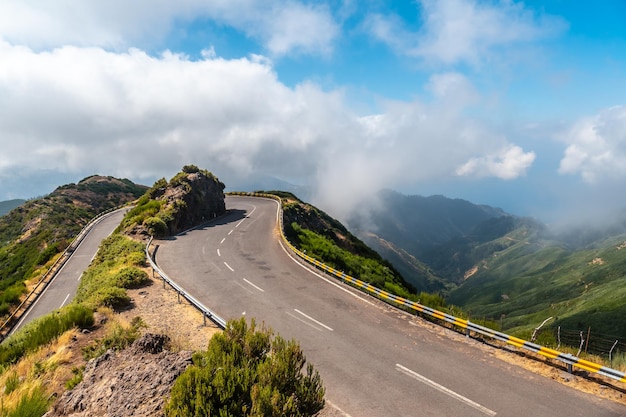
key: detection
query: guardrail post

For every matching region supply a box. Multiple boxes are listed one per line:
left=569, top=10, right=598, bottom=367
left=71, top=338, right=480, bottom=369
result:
left=177, top=291, right=181, bottom=303
left=203, top=313, right=207, bottom=326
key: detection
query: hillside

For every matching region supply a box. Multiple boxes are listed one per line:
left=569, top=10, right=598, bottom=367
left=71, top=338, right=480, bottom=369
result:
left=265, top=191, right=421, bottom=302
left=348, top=189, right=508, bottom=292
left=347, top=189, right=626, bottom=347
left=0, top=199, right=26, bottom=216
left=0, top=169, right=330, bottom=417
left=0, top=176, right=146, bottom=316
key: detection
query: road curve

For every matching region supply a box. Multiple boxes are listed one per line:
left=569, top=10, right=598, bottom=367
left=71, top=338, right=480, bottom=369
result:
left=11, top=208, right=129, bottom=334
left=155, top=196, right=625, bottom=417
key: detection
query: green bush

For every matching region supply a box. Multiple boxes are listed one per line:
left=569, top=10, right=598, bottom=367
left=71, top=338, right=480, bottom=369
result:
left=165, top=318, right=324, bottom=417
left=85, top=287, right=130, bottom=310
left=143, top=216, right=168, bottom=237
left=111, top=267, right=149, bottom=289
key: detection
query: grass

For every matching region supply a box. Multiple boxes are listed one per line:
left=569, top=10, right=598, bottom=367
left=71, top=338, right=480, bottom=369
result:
left=0, top=385, right=49, bottom=417
left=82, top=316, right=146, bottom=361
left=73, top=234, right=148, bottom=310
left=0, top=304, right=93, bottom=365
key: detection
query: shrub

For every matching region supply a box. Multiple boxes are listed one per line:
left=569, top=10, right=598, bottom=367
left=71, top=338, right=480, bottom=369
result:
left=165, top=318, right=324, bottom=417
left=82, top=317, right=146, bottom=360
left=65, top=366, right=84, bottom=390
left=111, top=267, right=149, bottom=289
left=143, top=216, right=168, bottom=237
left=182, top=164, right=200, bottom=174
left=86, top=287, right=130, bottom=310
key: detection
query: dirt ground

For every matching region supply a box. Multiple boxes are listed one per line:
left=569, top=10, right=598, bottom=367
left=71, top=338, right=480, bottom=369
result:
left=118, top=274, right=221, bottom=351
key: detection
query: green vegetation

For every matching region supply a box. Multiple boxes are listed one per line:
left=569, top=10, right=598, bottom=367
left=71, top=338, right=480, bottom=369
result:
left=73, top=234, right=148, bottom=310
left=0, top=385, right=49, bottom=417
left=0, top=304, right=93, bottom=365
left=118, top=167, right=224, bottom=237
left=447, top=228, right=626, bottom=350
left=65, top=366, right=84, bottom=390
left=289, top=222, right=414, bottom=298
left=166, top=318, right=325, bottom=417
left=0, top=176, right=146, bottom=323
left=82, top=316, right=146, bottom=361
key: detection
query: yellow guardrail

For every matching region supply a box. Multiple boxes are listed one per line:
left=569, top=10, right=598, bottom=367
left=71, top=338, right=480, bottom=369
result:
left=227, top=191, right=626, bottom=384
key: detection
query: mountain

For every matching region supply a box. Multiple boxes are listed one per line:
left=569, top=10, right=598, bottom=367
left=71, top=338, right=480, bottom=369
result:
left=0, top=175, right=147, bottom=316
left=0, top=199, right=26, bottom=216
left=347, top=188, right=626, bottom=343
left=348, top=189, right=508, bottom=292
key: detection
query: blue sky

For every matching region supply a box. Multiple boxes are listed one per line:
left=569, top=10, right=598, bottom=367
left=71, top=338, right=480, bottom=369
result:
left=0, top=1, right=625, bottom=226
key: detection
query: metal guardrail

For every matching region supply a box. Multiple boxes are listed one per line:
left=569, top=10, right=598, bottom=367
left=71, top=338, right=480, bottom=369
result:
left=145, top=237, right=227, bottom=329
left=0, top=205, right=127, bottom=340
left=228, top=192, right=626, bottom=384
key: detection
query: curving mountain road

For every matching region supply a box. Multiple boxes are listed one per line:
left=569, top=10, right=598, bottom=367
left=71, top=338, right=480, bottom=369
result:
left=155, top=196, right=625, bottom=417
left=11, top=208, right=129, bottom=334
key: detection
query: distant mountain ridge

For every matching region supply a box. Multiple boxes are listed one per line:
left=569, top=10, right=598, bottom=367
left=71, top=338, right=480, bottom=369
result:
left=348, top=189, right=509, bottom=292
left=0, top=199, right=26, bottom=216
left=347, top=188, right=626, bottom=342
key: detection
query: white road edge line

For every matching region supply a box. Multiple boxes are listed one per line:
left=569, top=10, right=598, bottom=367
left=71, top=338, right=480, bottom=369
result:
left=77, top=272, right=83, bottom=282
left=279, top=239, right=376, bottom=307
left=224, top=262, right=234, bottom=272
left=220, top=237, right=226, bottom=244
left=395, top=364, right=497, bottom=416
left=60, top=293, right=70, bottom=309
left=324, top=400, right=354, bottom=417
left=268, top=198, right=376, bottom=307
left=217, top=249, right=221, bottom=257
left=294, top=309, right=334, bottom=331
left=286, top=311, right=323, bottom=332
left=228, top=229, right=234, bottom=235
left=243, top=278, right=264, bottom=292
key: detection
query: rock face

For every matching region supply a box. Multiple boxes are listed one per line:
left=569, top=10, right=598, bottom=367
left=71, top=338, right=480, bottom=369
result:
left=46, top=334, right=192, bottom=417
left=160, top=171, right=226, bottom=235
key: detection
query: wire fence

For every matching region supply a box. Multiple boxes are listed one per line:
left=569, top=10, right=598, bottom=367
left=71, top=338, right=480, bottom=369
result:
left=552, top=327, right=626, bottom=361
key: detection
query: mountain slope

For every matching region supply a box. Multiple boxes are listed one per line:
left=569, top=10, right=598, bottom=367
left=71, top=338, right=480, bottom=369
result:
left=347, top=188, right=626, bottom=343
left=348, top=189, right=508, bottom=291
left=0, top=176, right=146, bottom=316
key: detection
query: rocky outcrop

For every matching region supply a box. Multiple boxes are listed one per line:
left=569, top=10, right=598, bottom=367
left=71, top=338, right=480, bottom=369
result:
left=45, top=334, right=192, bottom=417
left=160, top=170, right=226, bottom=234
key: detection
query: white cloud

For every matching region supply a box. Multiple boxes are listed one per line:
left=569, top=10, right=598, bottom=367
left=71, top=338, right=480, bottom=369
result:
left=456, top=144, right=536, bottom=179
left=0, top=1, right=339, bottom=56
left=558, top=106, right=626, bottom=183
left=364, top=0, right=566, bottom=66
left=0, top=42, right=532, bottom=218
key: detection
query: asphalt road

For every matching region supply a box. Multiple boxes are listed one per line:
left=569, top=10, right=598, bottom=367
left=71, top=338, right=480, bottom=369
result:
left=155, top=196, right=626, bottom=417
left=11, top=208, right=129, bottom=334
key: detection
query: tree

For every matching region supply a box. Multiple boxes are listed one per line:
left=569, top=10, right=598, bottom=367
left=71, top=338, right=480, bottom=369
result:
left=166, top=318, right=325, bottom=417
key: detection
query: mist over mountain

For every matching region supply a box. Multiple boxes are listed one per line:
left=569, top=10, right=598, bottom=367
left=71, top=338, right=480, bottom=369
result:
left=345, top=188, right=626, bottom=341
left=347, top=189, right=510, bottom=291
left=0, top=199, right=26, bottom=216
